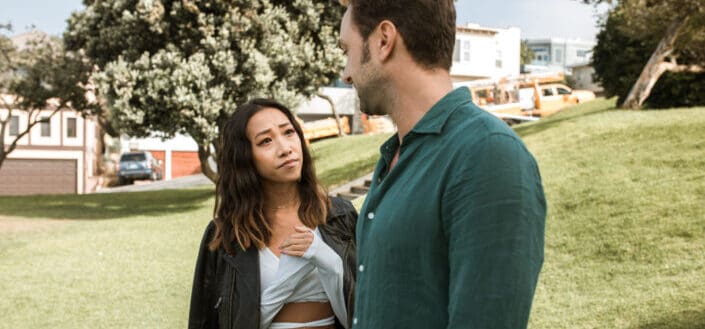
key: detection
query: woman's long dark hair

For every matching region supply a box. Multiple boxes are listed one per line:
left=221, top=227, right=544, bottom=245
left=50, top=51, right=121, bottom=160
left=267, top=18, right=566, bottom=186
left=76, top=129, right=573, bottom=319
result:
left=209, top=98, right=329, bottom=254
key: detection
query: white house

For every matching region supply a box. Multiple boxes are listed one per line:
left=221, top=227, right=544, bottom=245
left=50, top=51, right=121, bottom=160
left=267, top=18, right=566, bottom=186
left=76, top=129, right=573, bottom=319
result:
left=526, top=38, right=595, bottom=73
left=568, top=62, right=603, bottom=94
left=294, top=86, right=357, bottom=122
left=1, top=95, right=101, bottom=195
left=297, top=24, right=522, bottom=121
left=451, top=24, right=521, bottom=81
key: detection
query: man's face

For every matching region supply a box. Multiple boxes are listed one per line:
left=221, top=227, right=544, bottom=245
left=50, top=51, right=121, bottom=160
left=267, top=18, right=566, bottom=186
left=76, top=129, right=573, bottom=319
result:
left=339, top=7, right=387, bottom=115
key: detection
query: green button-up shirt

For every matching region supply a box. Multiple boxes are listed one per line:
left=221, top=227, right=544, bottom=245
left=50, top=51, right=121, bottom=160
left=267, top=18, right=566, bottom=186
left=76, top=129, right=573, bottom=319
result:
left=354, top=87, right=546, bottom=329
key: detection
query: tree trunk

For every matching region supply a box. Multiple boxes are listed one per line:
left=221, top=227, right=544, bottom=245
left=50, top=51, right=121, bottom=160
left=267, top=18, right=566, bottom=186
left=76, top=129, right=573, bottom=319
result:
left=198, top=143, right=218, bottom=183
left=622, top=16, right=688, bottom=109
left=351, top=91, right=363, bottom=134
left=317, top=92, right=345, bottom=137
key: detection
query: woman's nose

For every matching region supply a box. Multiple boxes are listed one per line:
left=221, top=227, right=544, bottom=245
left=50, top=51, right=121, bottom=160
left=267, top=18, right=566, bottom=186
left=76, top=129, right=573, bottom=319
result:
left=277, top=140, right=293, bottom=157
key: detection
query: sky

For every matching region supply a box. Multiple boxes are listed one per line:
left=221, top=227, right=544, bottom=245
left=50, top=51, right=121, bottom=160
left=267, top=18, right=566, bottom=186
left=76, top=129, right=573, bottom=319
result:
left=1, top=0, right=609, bottom=41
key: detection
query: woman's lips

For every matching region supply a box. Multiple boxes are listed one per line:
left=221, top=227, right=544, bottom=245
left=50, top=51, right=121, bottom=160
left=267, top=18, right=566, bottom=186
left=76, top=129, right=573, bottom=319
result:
left=278, top=159, right=299, bottom=169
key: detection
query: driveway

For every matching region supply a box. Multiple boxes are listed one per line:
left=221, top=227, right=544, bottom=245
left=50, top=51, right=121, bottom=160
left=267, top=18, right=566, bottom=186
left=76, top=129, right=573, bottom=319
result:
left=96, top=174, right=213, bottom=193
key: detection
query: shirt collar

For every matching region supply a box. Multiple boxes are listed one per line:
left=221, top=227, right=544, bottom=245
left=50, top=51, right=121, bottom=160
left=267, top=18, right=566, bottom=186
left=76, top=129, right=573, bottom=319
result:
left=410, top=87, right=472, bottom=135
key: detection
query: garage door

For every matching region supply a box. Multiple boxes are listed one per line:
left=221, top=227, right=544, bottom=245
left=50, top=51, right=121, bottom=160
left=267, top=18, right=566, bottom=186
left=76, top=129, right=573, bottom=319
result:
left=0, top=159, right=77, bottom=195
left=171, top=151, right=201, bottom=178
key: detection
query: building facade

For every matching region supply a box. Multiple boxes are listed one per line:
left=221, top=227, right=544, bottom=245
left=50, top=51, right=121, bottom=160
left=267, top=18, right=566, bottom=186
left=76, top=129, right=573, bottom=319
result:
left=118, top=133, right=202, bottom=181
left=451, top=24, right=521, bottom=81
left=526, top=38, right=595, bottom=73
left=1, top=97, right=101, bottom=195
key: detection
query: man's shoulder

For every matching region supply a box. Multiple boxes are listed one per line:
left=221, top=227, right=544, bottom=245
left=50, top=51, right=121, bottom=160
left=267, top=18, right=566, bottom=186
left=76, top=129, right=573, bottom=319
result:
left=444, top=101, right=520, bottom=144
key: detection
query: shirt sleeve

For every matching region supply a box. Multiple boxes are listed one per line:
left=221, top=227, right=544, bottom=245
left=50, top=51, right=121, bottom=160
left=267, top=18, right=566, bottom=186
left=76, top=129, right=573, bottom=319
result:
left=188, top=221, right=219, bottom=329
left=442, top=133, right=546, bottom=329
left=303, top=228, right=348, bottom=328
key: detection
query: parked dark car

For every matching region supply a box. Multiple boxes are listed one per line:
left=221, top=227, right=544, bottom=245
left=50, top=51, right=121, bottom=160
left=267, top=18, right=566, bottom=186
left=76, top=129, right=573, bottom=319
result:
left=117, top=151, right=163, bottom=185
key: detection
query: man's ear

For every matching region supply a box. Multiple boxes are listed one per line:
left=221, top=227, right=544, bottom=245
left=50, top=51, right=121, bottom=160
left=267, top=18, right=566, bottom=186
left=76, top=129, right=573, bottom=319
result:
left=376, top=20, right=397, bottom=62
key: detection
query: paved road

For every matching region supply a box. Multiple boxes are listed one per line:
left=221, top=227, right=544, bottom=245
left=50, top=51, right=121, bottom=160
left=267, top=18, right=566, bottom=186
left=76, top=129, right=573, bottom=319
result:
left=96, top=174, right=213, bottom=193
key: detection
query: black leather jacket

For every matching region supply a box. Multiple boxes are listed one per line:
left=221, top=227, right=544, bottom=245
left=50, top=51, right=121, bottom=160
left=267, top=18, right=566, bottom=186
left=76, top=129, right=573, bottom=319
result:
left=188, top=197, right=358, bottom=329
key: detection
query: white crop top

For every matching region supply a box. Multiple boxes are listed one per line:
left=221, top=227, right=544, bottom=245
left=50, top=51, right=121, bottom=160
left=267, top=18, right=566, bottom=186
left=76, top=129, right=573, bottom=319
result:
left=259, top=227, right=348, bottom=329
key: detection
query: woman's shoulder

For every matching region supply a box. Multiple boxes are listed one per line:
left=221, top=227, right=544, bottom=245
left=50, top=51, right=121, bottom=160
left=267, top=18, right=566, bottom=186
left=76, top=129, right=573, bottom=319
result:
left=328, top=196, right=356, bottom=218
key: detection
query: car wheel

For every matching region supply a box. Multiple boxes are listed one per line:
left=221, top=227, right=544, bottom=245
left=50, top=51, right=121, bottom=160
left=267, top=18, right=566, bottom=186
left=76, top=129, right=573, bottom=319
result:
left=118, top=177, right=126, bottom=186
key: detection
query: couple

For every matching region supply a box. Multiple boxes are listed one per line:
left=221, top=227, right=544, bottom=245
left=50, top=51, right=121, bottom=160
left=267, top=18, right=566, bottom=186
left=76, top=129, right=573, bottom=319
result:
left=189, top=1, right=546, bottom=329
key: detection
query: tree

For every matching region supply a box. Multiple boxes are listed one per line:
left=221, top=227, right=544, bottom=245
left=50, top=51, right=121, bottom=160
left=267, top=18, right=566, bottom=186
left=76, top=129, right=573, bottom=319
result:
left=316, top=92, right=345, bottom=137
left=585, top=0, right=705, bottom=109
left=520, top=40, right=534, bottom=66
left=592, top=10, right=705, bottom=108
left=0, top=28, right=95, bottom=169
left=65, top=0, right=344, bottom=182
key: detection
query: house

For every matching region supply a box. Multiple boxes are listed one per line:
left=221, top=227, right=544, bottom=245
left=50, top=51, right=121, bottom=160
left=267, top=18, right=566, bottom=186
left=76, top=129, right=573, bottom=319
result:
left=0, top=30, right=103, bottom=195
left=296, top=23, right=521, bottom=128
left=294, top=86, right=357, bottom=123
left=451, top=24, right=521, bottom=82
left=0, top=95, right=101, bottom=195
left=526, top=38, right=595, bottom=73
left=568, top=62, right=603, bottom=94
left=118, top=133, right=202, bottom=181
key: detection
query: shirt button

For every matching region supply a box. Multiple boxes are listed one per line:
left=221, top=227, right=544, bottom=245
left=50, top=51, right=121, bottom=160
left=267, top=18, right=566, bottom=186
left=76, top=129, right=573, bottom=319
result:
left=353, top=317, right=358, bottom=325
left=359, top=264, right=365, bottom=272
left=367, top=212, right=375, bottom=220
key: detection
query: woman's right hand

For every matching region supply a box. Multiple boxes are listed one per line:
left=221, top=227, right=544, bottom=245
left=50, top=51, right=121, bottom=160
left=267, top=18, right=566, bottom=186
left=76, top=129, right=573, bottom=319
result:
left=279, top=226, right=314, bottom=257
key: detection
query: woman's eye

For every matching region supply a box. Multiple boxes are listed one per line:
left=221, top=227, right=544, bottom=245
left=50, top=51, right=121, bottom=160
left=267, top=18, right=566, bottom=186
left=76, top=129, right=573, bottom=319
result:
left=284, top=129, right=296, bottom=136
left=257, top=138, right=272, bottom=146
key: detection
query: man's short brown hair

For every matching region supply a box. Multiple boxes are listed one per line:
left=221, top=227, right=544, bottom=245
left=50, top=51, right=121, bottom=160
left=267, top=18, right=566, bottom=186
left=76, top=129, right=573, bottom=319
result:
left=345, top=0, right=456, bottom=70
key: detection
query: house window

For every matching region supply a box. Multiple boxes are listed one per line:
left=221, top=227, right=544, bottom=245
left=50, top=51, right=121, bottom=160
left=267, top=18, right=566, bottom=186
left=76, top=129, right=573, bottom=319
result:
left=555, top=49, right=563, bottom=63
left=40, top=117, right=51, bottom=137
left=66, top=117, right=77, bottom=138
left=462, top=40, right=471, bottom=62
left=453, top=39, right=460, bottom=62
left=9, top=115, right=19, bottom=136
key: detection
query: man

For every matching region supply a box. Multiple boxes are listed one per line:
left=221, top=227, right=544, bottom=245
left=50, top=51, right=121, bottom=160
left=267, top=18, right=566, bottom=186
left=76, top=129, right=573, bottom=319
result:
left=337, top=1, right=547, bottom=328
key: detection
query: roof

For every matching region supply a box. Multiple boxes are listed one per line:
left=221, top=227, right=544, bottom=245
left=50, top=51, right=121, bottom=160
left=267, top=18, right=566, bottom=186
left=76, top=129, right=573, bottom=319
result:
left=456, top=24, right=498, bottom=35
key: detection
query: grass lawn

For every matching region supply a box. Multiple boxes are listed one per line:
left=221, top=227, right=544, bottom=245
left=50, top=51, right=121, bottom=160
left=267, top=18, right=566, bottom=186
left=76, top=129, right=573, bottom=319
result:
left=310, top=133, right=390, bottom=189
left=1, top=101, right=704, bottom=328
left=0, top=133, right=388, bottom=329
left=516, top=99, right=705, bottom=328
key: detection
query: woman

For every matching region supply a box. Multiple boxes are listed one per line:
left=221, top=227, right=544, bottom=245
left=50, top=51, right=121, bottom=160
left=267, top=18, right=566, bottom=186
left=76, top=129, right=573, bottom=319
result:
left=188, top=99, right=357, bottom=329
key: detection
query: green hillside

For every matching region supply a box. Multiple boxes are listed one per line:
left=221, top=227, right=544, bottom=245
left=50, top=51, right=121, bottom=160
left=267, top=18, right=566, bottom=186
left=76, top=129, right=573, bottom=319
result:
left=519, top=99, right=705, bottom=328
left=1, top=100, right=703, bottom=328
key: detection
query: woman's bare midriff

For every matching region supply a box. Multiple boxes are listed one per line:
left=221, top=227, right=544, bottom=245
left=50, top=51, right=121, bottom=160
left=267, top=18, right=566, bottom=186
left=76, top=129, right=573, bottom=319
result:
left=272, top=301, right=335, bottom=328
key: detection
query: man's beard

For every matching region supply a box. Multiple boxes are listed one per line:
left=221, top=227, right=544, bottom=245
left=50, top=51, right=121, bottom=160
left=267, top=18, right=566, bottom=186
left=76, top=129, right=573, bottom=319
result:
left=356, top=40, right=388, bottom=116
left=357, top=81, right=387, bottom=116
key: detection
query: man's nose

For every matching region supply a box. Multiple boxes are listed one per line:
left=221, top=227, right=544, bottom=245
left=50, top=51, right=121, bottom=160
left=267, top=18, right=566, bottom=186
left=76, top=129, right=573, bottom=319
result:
left=341, top=67, right=353, bottom=85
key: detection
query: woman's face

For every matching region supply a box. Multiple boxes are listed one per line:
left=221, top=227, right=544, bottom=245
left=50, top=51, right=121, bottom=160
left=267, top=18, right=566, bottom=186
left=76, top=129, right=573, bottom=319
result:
left=246, top=107, right=303, bottom=186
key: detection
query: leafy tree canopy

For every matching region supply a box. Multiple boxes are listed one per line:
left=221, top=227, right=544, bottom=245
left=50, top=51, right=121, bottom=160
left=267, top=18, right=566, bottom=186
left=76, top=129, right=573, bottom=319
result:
left=587, top=0, right=705, bottom=108
left=65, top=0, right=345, bottom=181
left=1, top=28, right=94, bottom=168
